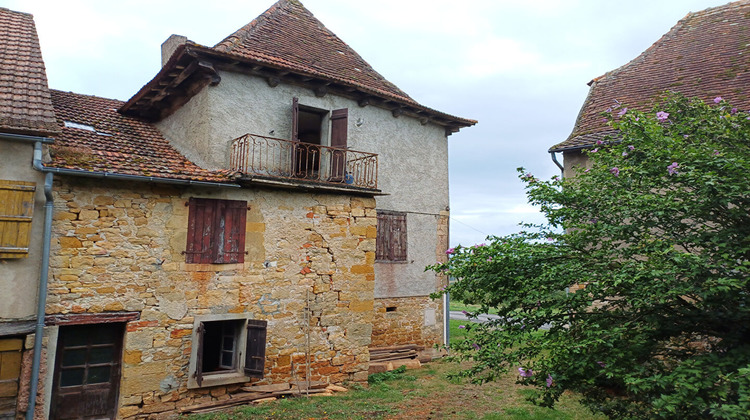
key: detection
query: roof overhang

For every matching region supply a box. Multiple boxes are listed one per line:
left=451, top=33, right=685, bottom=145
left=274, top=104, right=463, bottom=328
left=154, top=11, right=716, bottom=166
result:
left=119, top=43, right=476, bottom=134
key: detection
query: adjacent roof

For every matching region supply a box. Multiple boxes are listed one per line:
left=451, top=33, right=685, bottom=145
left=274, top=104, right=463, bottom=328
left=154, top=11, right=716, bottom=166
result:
left=0, top=8, right=58, bottom=136
left=49, top=90, right=232, bottom=183
left=121, top=0, right=475, bottom=131
left=551, top=0, right=750, bottom=152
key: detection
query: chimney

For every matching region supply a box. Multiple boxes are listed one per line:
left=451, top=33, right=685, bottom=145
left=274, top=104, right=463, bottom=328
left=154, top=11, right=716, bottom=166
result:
left=161, top=34, right=188, bottom=67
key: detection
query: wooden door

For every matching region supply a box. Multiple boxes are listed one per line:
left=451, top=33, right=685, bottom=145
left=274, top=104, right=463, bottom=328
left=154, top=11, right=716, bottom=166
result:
left=50, top=324, right=124, bottom=420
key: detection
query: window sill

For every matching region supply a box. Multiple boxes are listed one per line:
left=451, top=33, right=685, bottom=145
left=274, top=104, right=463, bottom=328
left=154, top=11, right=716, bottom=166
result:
left=182, top=262, right=246, bottom=272
left=187, top=371, right=251, bottom=389
left=375, top=260, right=409, bottom=264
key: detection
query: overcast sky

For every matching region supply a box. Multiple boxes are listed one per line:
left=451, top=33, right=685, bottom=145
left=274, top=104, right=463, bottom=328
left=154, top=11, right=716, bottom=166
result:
left=6, top=0, right=731, bottom=246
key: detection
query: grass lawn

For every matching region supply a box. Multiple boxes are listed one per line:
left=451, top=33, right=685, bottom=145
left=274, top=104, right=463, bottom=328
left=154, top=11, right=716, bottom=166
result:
left=185, top=322, right=603, bottom=420
left=449, top=300, right=499, bottom=315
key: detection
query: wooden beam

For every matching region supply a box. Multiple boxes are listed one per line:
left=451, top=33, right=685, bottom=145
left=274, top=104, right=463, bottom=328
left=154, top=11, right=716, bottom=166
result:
left=358, top=97, right=370, bottom=107
left=45, top=312, right=141, bottom=326
left=0, top=321, right=35, bottom=335
left=391, top=107, right=404, bottom=118
left=314, top=85, right=328, bottom=97
left=267, top=76, right=280, bottom=87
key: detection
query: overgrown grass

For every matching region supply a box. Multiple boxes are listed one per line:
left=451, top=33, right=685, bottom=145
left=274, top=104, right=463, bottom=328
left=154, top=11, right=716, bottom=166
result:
left=184, top=358, right=603, bottom=420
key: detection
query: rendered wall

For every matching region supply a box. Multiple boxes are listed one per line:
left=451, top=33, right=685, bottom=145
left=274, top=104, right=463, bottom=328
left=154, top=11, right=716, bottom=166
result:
left=43, top=177, right=376, bottom=418
left=0, top=140, right=45, bottom=321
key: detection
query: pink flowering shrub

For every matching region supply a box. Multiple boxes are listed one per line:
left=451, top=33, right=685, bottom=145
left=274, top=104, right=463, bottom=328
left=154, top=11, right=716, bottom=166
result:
left=428, top=93, right=750, bottom=418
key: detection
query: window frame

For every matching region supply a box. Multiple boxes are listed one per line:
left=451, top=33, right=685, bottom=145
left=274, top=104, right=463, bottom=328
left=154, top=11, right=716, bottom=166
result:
left=376, top=210, right=408, bottom=263
left=185, top=198, right=247, bottom=264
left=188, top=315, right=267, bottom=389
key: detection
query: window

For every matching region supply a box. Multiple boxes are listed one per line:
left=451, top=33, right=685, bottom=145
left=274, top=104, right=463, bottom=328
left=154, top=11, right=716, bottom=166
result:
left=0, top=180, right=35, bottom=259
left=185, top=198, right=247, bottom=264
left=376, top=210, right=407, bottom=262
left=191, top=318, right=267, bottom=388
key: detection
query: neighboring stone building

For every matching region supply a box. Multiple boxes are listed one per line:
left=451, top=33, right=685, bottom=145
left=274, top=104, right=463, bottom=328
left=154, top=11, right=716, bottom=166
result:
left=549, top=0, right=750, bottom=178
left=0, top=1, right=474, bottom=418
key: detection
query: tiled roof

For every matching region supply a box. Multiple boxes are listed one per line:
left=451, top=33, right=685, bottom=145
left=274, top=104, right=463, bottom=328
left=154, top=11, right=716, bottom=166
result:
left=49, top=90, right=233, bottom=183
left=214, top=0, right=414, bottom=105
left=551, top=0, right=750, bottom=152
left=0, top=8, right=58, bottom=136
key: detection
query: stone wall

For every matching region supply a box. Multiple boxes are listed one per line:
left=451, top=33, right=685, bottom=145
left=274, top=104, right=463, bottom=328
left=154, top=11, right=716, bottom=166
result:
left=370, top=296, right=444, bottom=348
left=44, top=177, right=376, bottom=418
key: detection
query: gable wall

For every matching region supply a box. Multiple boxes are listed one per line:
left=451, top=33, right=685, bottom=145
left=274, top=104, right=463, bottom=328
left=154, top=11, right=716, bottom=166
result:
left=156, top=71, right=449, bottom=347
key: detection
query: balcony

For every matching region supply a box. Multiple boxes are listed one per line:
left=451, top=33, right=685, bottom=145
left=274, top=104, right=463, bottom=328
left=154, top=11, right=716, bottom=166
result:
left=230, top=134, right=378, bottom=191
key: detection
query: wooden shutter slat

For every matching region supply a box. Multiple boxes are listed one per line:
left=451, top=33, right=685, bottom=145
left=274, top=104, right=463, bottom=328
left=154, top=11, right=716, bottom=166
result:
left=244, top=320, right=267, bottom=378
left=0, top=180, right=35, bottom=259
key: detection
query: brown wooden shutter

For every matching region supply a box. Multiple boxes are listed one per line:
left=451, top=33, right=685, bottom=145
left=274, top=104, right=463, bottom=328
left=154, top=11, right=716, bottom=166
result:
left=291, top=97, right=299, bottom=142
left=186, top=198, right=216, bottom=264
left=186, top=198, right=247, bottom=264
left=376, top=211, right=407, bottom=262
left=0, top=180, right=36, bottom=259
left=244, top=320, right=267, bottom=378
left=330, top=108, right=348, bottom=181
left=330, top=108, right=348, bottom=149
left=218, top=200, right=247, bottom=264
left=194, top=322, right=205, bottom=387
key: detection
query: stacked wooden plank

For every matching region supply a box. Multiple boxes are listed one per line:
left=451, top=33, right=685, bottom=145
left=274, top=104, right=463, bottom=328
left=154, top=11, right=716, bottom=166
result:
left=178, top=381, right=348, bottom=415
left=368, top=344, right=423, bottom=373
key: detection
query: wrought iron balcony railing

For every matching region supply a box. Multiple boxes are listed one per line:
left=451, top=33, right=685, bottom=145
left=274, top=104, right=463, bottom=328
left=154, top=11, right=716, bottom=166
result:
left=230, top=134, right=378, bottom=189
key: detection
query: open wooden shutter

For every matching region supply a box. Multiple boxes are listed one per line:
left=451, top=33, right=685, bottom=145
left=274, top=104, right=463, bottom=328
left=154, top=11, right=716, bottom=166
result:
left=218, top=200, right=247, bottom=264
left=194, top=322, right=205, bottom=387
left=0, top=180, right=36, bottom=259
left=291, top=97, right=300, bottom=176
left=330, top=108, right=348, bottom=181
left=244, top=320, right=267, bottom=378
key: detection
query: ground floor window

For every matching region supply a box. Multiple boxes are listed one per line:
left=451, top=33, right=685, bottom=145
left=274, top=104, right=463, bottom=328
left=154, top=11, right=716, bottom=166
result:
left=191, top=317, right=267, bottom=388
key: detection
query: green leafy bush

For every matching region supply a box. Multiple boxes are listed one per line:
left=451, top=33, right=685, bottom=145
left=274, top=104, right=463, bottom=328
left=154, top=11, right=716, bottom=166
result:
left=430, top=94, right=750, bottom=419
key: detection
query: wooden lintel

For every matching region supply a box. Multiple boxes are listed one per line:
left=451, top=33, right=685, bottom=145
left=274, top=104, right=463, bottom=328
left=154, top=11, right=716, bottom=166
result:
left=45, top=311, right=141, bottom=326
left=0, top=320, right=35, bottom=335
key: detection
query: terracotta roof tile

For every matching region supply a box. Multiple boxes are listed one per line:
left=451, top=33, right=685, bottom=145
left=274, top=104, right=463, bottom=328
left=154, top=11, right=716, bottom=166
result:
left=551, top=0, right=750, bottom=152
left=49, top=90, right=232, bottom=183
left=214, top=0, right=414, bottom=105
left=0, top=8, right=58, bottom=136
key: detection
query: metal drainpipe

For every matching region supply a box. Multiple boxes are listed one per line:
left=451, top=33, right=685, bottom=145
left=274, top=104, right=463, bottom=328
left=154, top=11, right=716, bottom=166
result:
left=550, top=151, right=564, bottom=178
left=25, top=170, right=52, bottom=420
left=24, top=141, right=240, bottom=418
left=443, top=292, right=450, bottom=349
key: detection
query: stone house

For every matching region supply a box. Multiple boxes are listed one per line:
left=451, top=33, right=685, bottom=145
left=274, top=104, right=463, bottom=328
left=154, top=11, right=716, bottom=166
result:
left=0, top=1, right=475, bottom=418
left=549, top=0, right=750, bottom=178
